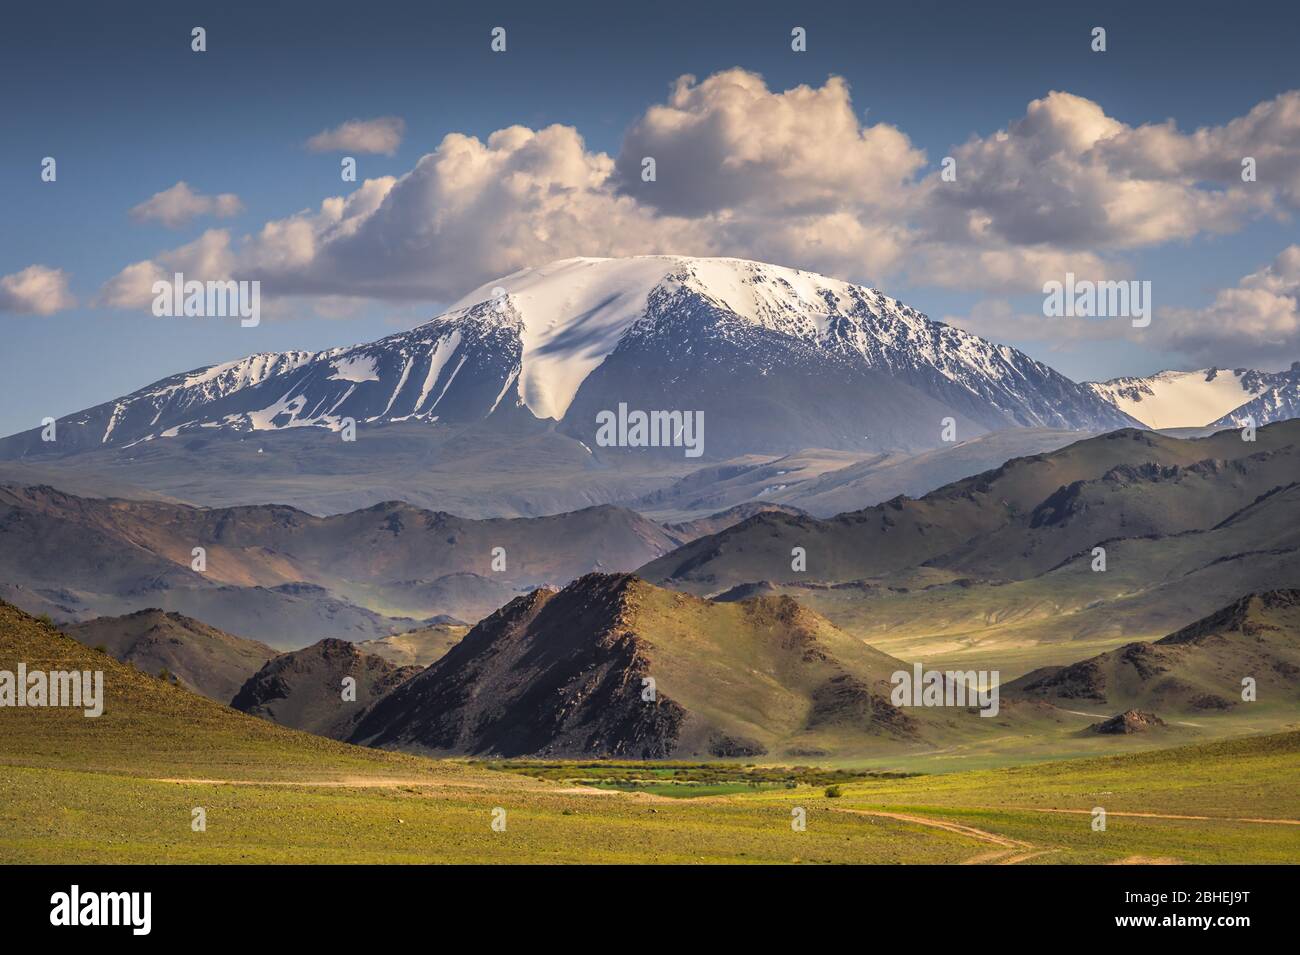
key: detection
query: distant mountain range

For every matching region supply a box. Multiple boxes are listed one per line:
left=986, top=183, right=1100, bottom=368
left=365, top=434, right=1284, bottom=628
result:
left=0, top=256, right=1135, bottom=467
left=637, top=420, right=1300, bottom=663
left=6, top=254, right=1296, bottom=521
left=7, top=420, right=1300, bottom=762
left=1084, top=363, right=1300, bottom=429
left=640, top=422, right=1300, bottom=593
left=0, top=484, right=789, bottom=643
left=4, top=253, right=1299, bottom=765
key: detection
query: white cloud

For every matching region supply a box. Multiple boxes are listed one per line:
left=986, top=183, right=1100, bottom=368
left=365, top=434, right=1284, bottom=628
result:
left=918, top=90, right=1275, bottom=254
left=306, top=117, right=406, bottom=156
left=95, top=70, right=1300, bottom=364
left=615, top=69, right=924, bottom=216
left=99, top=72, right=922, bottom=303
left=1160, top=245, right=1300, bottom=367
left=0, top=265, right=76, bottom=315
left=98, top=229, right=235, bottom=309
left=1095, top=90, right=1300, bottom=209
left=944, top=248, right=1300, bottom=368
left=129, top=181, right=243, bottom=228
left=104, top=126, right=707, bottom=304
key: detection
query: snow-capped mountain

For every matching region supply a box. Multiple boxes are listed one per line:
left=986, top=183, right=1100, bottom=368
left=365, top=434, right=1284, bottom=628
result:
left=1085, top=365, right=1300, bottom=429
left=1208, top=363, right=1300, bottom=428
left=0, top=256, right=1137, bottom=459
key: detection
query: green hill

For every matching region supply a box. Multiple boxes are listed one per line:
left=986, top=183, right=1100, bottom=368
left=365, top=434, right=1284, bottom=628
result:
left=639, top=422, right=1300, bottom=594
left=0, top=599, right=452, bottom=781
left=2, top=599, right=1295, bottom=863
left=1006, top=590, right=1300, bottom=714
left=351, top=573, right=927, bottom=759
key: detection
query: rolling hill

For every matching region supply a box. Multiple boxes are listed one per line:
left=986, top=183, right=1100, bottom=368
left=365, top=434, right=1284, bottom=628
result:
left=1005, top=590, right=1300, bottom=714
left=639, top=421, right=1300, bottom=595
left=0, top=598, right=442, bottom=779
left=2, top=595, right=1297, bottom=864
left=63, top=608, right=276, bottom=702
left=0, top=485, right=693, bottom=642
left=350, top=573, right=928, bottom=759
left=356, top=621, right=470, bottom=667
left=781, top=477, right=1300, bottom=678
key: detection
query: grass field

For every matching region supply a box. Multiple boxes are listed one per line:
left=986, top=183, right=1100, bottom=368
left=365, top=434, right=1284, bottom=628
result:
left=2, top=603, right=1298, bottom=863
left=4, top=732, right=1296, bottom=864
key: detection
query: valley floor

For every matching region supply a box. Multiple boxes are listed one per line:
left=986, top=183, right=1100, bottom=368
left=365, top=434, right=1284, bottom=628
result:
left=3, top=732, right=1296, bottom=864
left=2, top=595, right=1296, bottom=864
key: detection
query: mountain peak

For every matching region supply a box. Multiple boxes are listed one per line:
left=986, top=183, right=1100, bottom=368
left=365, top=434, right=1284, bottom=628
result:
left=349, top=570, right=915, bottom=758
left=1085, top=364, right=1299, bottom=429
left=1, top=254, right=1136, bottom=460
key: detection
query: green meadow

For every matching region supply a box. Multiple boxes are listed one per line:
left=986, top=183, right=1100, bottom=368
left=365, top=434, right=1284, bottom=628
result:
left=2, top=604, right=1297, bottom=864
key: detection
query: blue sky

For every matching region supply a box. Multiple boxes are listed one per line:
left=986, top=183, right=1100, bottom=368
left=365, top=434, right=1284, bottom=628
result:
left=2, top=0, right=1299, bottom=437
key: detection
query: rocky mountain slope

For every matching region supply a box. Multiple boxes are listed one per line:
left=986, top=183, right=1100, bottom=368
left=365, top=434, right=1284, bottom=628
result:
left=231, top=638, right=420, bottom=738
left=63, top=608, right=277, bottom=702
left=349, top=573, right=923, bottom=759
left=1209, top=363, right=1300, bottom=428
left=1005, top=591, right=1300, bottom=713
left=0, top=256, right=1136, bottom=464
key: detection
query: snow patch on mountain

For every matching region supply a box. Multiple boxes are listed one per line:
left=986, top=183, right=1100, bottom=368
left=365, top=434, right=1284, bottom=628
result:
left=1084, top=367, right=1289, bottom=429
left=1, top=255, right=1138, bottom=457
left=1208, top=363, right=1300, bottom=428
left=328, top=354, right=380, bottom=383
left=449, top=255, right=1110, bottom=426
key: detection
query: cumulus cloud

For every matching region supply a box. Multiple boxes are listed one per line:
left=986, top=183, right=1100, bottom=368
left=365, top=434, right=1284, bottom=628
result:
left=103, top=126, right=708, bottom=305
left=129, top=181, right=243, bottom=228
left=99, top=72, right=921, bottom=304
left=918, top=90, right=1275, bottom=253
left=615, top=69, right=924, bottom=216
left=1159, top=246, right=1300, bottom=367
left=1095, top=90, right=1300, bottom=209
left=299, top=126, right=709, bottom=298
left=97, top=69, right=1300, bottom=359
left=0, top=265, right=76, bottom=315
left=97, top=229, right=237, bottom=309
left=306, top=117, right=406, bottom=156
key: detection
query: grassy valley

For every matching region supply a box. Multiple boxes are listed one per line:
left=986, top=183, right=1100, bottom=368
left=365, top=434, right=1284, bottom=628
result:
left=2, top=601, right=1295, bottom=864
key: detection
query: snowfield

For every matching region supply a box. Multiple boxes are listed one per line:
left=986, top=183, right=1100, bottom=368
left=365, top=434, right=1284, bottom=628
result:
left=1085, top=369, right=1267, bottom=429
left=18, top=254, right=1143, bottom=456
